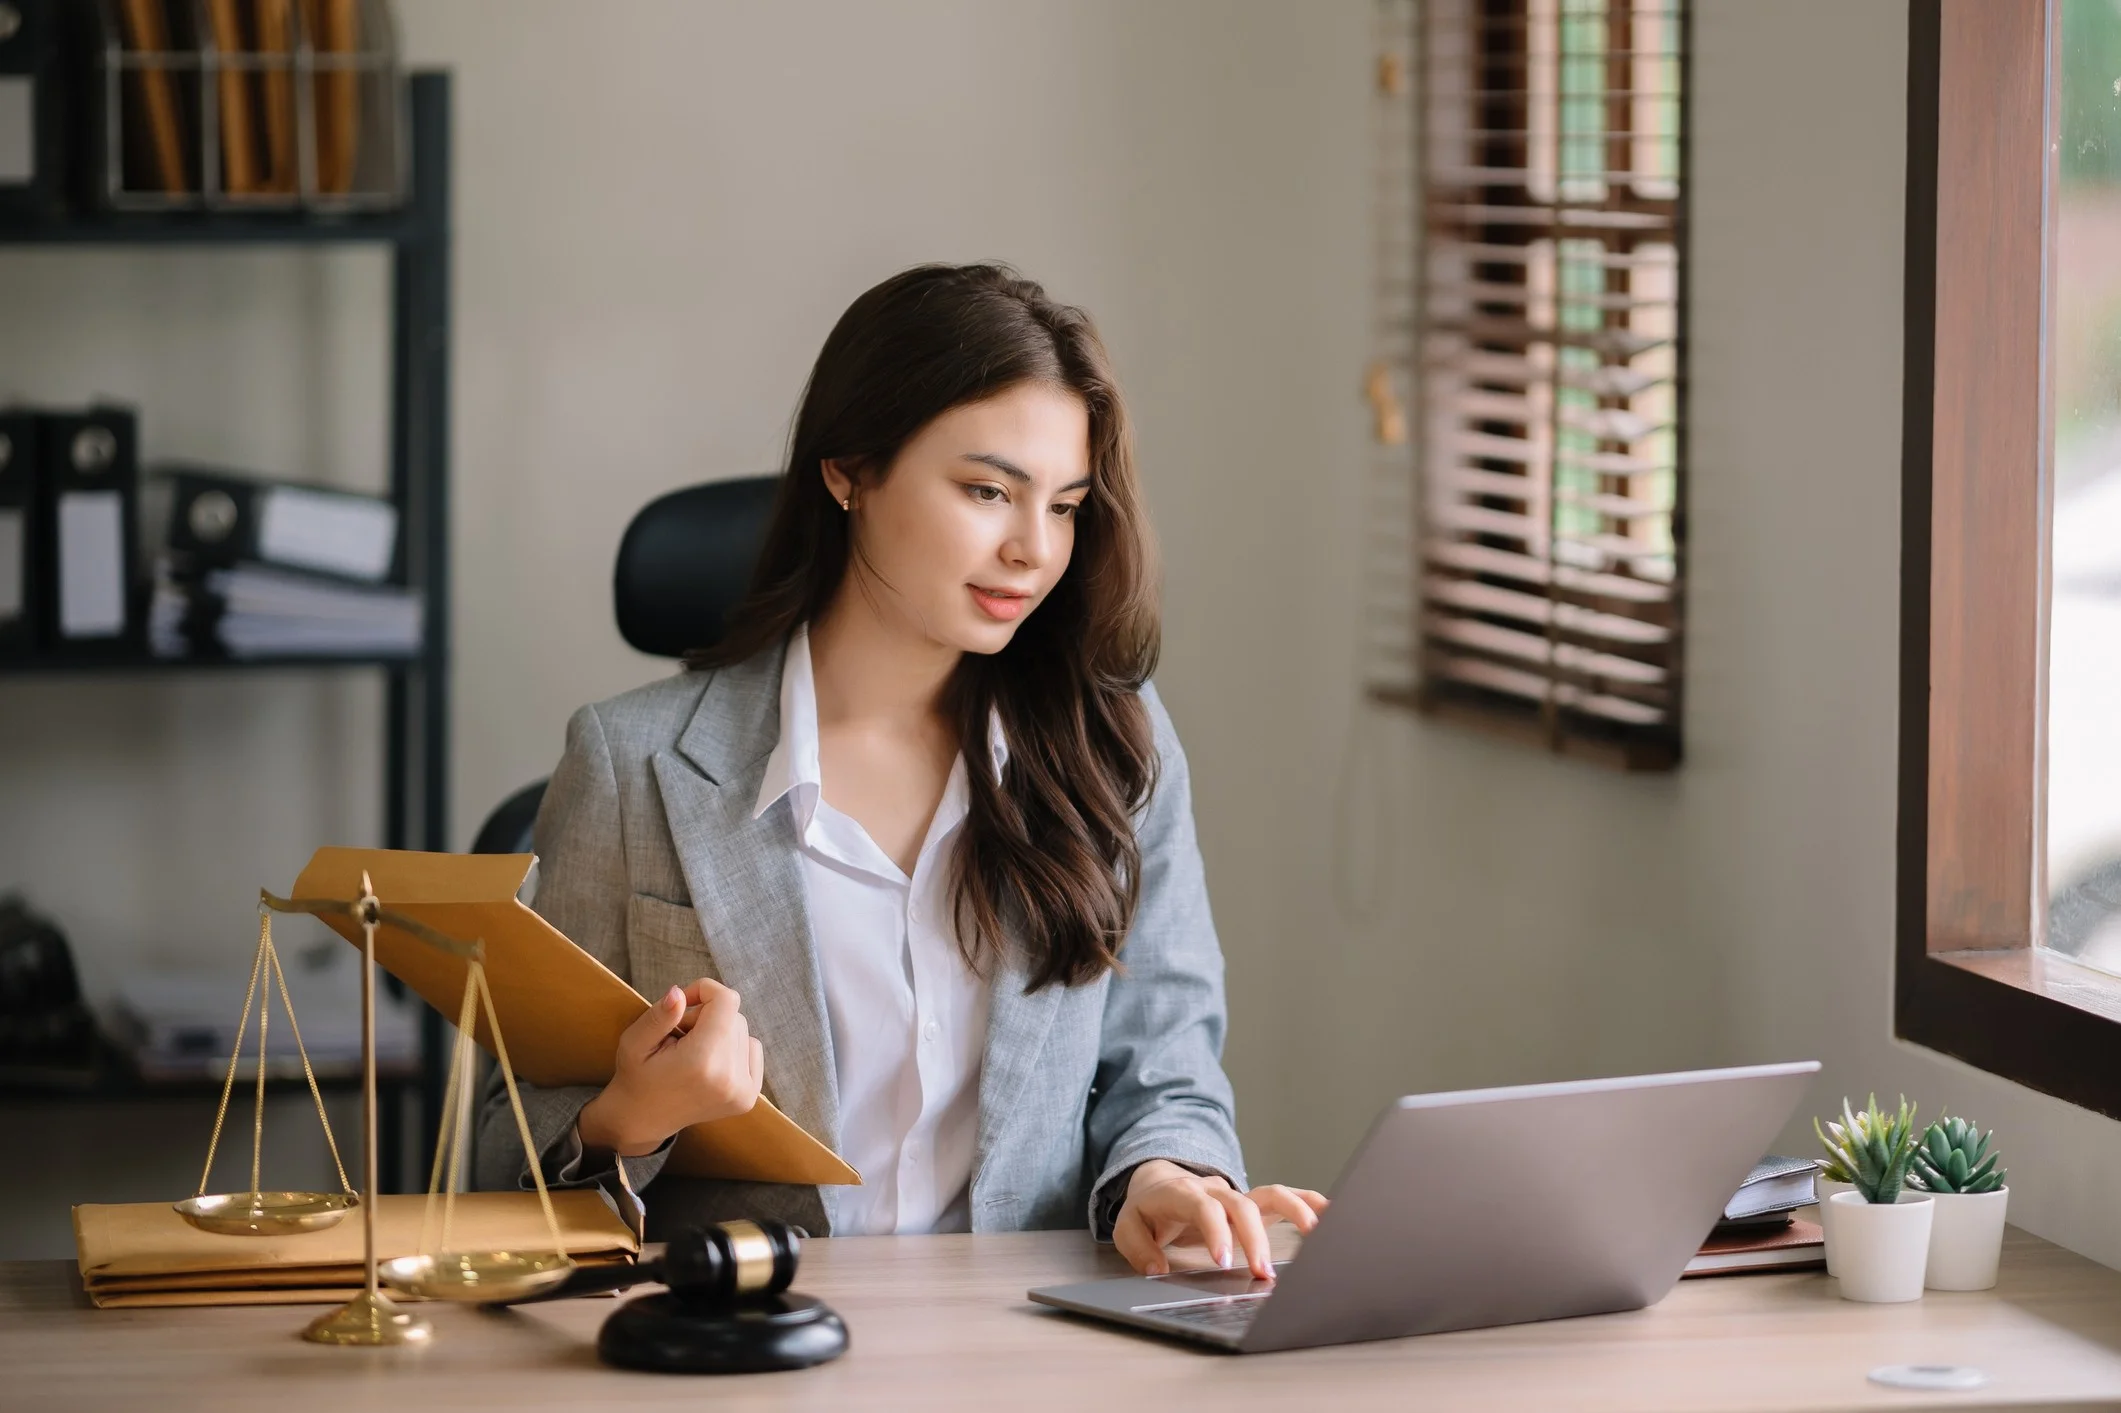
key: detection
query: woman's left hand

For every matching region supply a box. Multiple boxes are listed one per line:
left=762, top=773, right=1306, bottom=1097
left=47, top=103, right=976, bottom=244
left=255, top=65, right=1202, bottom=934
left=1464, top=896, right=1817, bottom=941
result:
left=1111, top=1159, right=1329, bottom=1279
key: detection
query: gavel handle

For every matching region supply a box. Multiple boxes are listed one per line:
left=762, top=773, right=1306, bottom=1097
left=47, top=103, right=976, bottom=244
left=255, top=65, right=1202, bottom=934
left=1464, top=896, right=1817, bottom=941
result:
left=483, top=1258, right=665, bottom=1307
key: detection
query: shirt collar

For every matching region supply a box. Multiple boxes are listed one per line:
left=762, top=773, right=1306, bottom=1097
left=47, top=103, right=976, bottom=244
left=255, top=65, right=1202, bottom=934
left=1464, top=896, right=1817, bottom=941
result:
left=752, top=625, right=1009, bottom=824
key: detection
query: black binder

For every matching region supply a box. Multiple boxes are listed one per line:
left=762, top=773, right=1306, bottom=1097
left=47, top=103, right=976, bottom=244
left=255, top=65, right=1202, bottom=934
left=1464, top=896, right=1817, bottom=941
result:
left=0, top=0, right=64, bottom=215
left=37, top=404, right=142, bottom=657
left=0, top=411, right=37, bottom=658
left=158, top=464, right=399, bottom=583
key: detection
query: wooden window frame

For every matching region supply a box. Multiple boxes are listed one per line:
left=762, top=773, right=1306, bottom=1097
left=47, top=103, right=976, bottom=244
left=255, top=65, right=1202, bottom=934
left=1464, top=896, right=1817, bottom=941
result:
left=1896, top=0, right=2121, bottom=1117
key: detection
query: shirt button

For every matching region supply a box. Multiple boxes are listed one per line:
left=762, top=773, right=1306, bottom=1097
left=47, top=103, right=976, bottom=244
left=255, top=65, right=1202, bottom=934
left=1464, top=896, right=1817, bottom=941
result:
left=922, top=1020, right=940, bottom=1043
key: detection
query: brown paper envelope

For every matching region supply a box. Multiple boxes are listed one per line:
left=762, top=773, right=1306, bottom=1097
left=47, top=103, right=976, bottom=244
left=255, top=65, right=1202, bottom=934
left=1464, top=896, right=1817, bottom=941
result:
left=88, top=1286, right=360, bottom=1309
left=88, top=1281, right=628, bottom=1309
left=95, top=1266, right=370, bottom=1293
left=74, top=1190, right=635, bottom=1283
left=291, top=847, right=860, bottom=1186
left=87, top=1254, right=631, bottom=1298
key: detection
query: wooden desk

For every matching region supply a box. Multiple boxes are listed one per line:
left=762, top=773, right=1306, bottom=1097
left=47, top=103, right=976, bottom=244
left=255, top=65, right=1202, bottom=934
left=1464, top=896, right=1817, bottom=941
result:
left=6, top=1225, right=2121, bottom=1411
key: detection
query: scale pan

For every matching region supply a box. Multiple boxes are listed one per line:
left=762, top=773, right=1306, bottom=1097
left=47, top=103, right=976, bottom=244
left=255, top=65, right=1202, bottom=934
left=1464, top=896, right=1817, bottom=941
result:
left=175, top=1191, right=357, bottom=1236
left=379, top=1249, right=577, bottom=1302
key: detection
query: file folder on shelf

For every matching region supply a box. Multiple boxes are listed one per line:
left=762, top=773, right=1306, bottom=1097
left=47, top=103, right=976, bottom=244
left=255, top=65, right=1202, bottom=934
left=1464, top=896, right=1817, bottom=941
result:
left=255, top=0, right=300, bottom=194
left=291, top=847, right=860, bottom=1187
left=150, top=560, right=421, bottom=660
left=302, top=0, right=362, bottom=194
left=0, top=0, right=63, bottom=214
left=201, top=0, right=260, bottom=195
left=37, top=405, right=142, bottom=657
left=115, top=0, right=191, bottom=195
left=0, top=411, right=38, bottom=658
left=156, top=465, right=398, bottom=583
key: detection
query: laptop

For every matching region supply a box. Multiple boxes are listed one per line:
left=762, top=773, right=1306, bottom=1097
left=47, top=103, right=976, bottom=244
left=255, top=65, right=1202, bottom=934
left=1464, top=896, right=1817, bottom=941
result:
left=1028, top=1060, right=1820, bottom=1353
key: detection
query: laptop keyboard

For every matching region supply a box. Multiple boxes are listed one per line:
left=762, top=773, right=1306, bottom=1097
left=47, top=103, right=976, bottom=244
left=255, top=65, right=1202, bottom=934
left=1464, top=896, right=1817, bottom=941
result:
left=1151, top=1297, right=1267, bottom=1338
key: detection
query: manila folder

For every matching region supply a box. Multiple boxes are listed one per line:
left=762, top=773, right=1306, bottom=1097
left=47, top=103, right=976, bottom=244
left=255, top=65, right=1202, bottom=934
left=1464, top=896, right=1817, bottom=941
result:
left=292, top=846, right=859, bottom=1186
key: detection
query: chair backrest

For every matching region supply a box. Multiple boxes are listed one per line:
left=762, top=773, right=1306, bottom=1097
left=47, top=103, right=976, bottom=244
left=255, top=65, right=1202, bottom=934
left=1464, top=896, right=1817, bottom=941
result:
left=470, top=780, right=550, bottom=857
left=613, top=474, right=783, bottom=659
left=472, top=473, right=782, bottom=856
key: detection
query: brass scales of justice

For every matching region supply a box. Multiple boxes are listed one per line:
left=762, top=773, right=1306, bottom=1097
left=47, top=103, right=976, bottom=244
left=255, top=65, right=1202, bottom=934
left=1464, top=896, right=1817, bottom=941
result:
left=174, top=871, right=573, bottom=1345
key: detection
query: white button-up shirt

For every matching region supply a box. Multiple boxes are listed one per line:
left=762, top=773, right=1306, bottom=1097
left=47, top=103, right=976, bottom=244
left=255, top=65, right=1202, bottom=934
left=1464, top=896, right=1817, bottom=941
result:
left=752, top=627, right=999, bottom=1235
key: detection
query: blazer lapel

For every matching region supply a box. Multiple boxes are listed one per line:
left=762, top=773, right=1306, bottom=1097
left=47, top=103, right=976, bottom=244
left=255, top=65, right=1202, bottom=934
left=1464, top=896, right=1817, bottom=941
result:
left=972, top=943, right=1064, bottom=1186
left=650, top=648, right=844, bottom=1157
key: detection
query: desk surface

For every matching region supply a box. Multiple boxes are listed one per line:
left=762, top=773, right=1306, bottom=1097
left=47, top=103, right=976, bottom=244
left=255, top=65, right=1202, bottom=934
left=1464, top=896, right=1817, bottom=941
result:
left=8, top=1223, right=2121, bottom=1412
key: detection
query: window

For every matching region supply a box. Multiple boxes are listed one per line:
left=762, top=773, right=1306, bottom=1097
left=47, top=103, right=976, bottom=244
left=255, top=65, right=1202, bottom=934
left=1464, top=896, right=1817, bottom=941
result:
left=1897, top=0, right=2121, bottom=1117
left=2047, top=1, right=2121, bottom=977
left=1369, top=0, right=1687, bottom=770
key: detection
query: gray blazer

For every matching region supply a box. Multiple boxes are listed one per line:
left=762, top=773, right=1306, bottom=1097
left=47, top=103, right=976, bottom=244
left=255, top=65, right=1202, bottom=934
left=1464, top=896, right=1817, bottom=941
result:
left=473, top=641, right=1247, bottom=1239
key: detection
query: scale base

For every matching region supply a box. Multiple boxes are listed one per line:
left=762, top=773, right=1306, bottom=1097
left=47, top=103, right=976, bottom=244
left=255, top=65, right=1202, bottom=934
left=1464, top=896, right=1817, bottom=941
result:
left=597, top=1291, right=848, bottom=1374
left=302, top=1289, right=433, bottom=1346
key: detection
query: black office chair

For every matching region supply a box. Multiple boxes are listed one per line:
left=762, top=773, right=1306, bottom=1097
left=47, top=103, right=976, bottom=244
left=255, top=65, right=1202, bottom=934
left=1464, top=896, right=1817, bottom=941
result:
left=469, top=475, right=783, bottom=856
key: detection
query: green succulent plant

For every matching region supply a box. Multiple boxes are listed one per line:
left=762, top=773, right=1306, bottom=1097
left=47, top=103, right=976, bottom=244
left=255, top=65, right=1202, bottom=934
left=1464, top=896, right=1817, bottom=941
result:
left=1912, top=1116, right=2006, bottom=1195
left=1813, top=1094, right=1921, bottom=1204
left=1812, top=1106, right=1872, bottom=1184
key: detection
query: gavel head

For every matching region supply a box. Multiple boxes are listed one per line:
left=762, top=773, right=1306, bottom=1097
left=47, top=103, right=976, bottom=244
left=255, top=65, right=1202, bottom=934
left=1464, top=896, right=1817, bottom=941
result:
left=660, top=1219, right=802, bottom=1304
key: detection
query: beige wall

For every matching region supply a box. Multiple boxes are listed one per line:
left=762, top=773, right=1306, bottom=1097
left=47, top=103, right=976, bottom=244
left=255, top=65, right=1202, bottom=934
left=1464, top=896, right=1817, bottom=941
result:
left=7, top=0, right=2121, bottom=1278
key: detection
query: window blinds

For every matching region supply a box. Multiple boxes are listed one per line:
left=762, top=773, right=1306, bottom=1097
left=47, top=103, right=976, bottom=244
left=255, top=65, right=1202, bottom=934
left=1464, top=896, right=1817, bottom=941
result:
left=1379, top=0, right=1685, bottom=769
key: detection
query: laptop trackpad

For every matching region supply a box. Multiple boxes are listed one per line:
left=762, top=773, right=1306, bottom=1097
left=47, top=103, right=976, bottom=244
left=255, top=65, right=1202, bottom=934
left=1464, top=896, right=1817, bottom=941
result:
left=1131, top=1266, right=1281, bottom=1310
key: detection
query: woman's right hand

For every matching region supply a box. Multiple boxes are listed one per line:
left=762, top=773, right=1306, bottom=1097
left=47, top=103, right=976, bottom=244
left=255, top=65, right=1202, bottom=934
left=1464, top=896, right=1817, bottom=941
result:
left=576, top=978, right=765, bottom=1157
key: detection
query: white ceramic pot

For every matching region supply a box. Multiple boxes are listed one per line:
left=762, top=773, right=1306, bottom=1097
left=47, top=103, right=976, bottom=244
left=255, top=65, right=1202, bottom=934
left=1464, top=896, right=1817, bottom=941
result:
left=1925, top=1186, right=2009, bottom=1291
left=1830, top=1190, right=1933, bottom=1303
left=1815, top=1176, right=1854, bottom=1276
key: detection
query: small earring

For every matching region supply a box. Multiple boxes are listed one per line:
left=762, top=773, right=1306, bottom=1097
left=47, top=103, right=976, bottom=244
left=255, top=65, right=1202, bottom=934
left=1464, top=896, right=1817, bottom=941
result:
left=840, top=497, right=850, bottom=511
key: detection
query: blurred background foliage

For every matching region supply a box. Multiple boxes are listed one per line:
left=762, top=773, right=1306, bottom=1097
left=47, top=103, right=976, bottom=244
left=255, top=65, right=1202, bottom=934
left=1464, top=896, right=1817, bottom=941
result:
left=2063, top=0, right=2121, bottom=186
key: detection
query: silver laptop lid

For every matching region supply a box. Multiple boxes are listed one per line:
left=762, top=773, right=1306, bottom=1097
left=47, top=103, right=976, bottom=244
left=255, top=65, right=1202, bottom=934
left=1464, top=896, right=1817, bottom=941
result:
left=1233, top=1061, right=1820, bottom=1352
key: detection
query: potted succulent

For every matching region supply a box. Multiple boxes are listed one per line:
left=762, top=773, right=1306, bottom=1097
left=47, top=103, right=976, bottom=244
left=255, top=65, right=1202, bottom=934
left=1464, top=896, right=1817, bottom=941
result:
left=1810, top=1108, right=1868, bottom=1277
left=1912, top=1116, right=2009, bottom=1291
left=1815, top=1094, right=1932, bottom=1302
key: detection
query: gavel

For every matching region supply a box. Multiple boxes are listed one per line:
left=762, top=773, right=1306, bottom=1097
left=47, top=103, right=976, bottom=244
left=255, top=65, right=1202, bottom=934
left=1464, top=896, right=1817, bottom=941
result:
left=490, top=1219, right=802, bottom=1307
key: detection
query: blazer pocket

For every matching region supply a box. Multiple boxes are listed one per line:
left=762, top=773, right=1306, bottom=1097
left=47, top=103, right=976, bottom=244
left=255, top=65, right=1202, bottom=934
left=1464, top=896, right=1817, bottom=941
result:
left=625, top=893, right=719, bottom=1002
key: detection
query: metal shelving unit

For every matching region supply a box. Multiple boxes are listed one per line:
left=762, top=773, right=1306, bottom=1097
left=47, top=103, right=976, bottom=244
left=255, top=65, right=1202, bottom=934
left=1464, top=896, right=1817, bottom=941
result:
left=0, top=72, right=453, bottom=1191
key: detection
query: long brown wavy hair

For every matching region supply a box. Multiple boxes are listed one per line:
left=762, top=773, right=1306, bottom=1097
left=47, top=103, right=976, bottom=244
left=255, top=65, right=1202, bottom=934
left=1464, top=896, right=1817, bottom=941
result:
left=688, top=263, right=1161, bottom=991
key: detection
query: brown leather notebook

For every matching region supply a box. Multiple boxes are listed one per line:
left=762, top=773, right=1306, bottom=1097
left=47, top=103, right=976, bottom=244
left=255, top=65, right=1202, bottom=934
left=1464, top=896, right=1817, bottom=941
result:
left=1683, top=1217, right=1825, bottom=1277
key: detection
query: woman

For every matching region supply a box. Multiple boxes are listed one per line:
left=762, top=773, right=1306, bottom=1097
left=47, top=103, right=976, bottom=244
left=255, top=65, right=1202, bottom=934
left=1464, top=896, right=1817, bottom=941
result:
left=476, top=263, right=1323, bottom=1278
